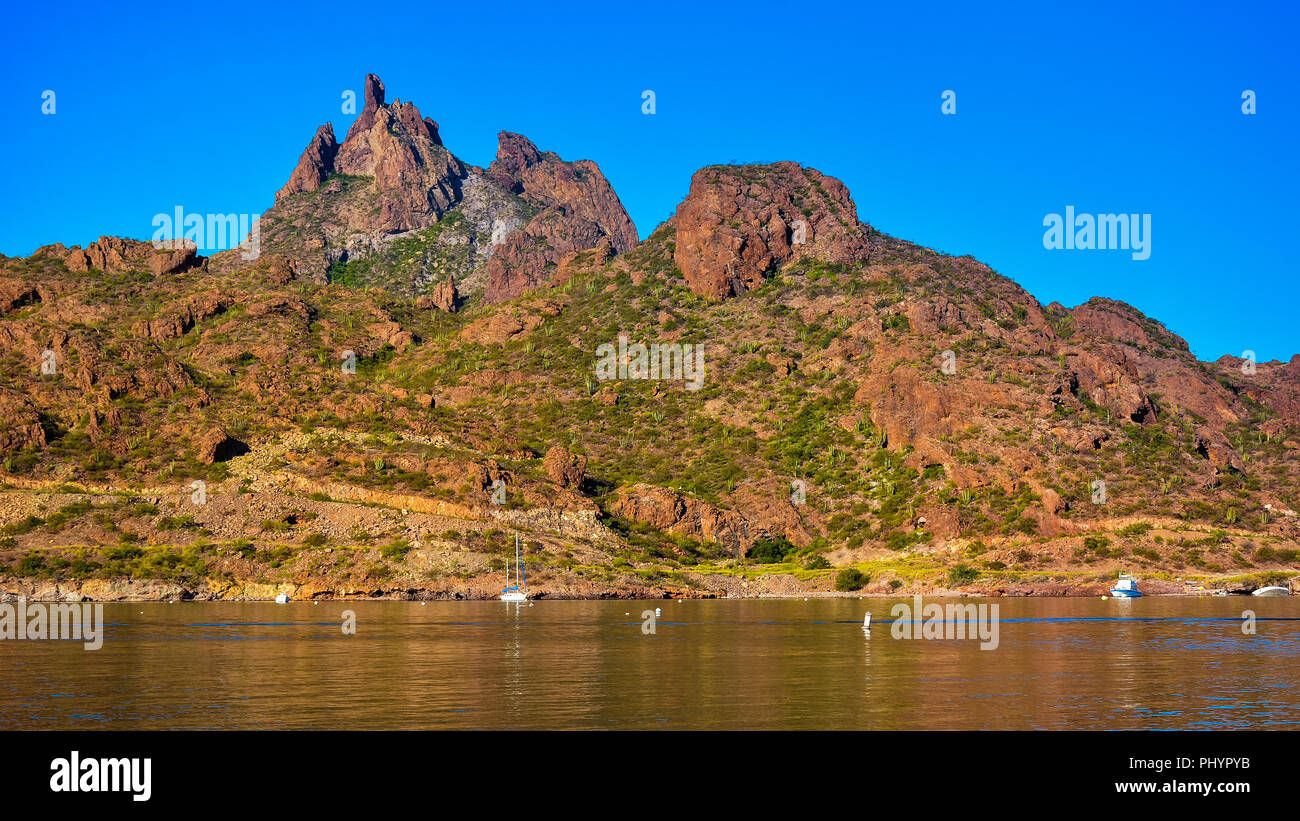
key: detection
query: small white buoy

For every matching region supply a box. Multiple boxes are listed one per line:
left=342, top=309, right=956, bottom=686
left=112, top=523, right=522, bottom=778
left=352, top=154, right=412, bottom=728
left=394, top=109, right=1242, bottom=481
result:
left=421, top=601, right=426, bottom=606
left=1101, top=595, right=1109, bottom=600
left=275, top=593, right=290, bottom=604
left=863, top=612, right=872, bottom=630
left=655, top=608, right=662, bottom=617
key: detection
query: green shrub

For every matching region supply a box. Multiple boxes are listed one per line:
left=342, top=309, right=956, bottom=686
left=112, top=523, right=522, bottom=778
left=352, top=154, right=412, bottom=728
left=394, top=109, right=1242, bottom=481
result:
left=749, top=536, right=796, bottom=563
left=947, top=564, right=979, bottom=586
left=834, top=567, right=868, bottom=591
left=15, top=553, right=47, bottom=575
left=1116, top=522, right=1152, bottom=538
left=380, top=540, right=412, bottom=562
left=1083, top=535, right=1111, bottom=551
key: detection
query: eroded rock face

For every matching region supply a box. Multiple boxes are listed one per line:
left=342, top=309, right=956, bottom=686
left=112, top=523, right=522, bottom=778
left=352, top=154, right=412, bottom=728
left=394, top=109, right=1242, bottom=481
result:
left=609, top=483, right=752, bottom=554
left=132, top=292, right=230, bottom=340
left=275, top=124, right=339, bottom=202
left=1196, top=428, right=1246, bottom=474
left=0, top=279, right=46, bottom=315
left=429, top=275, right=458, bottom=312
left=543, top=445, right=587, bottom=490
left=196, top=428, right=246, bottom=464
left=0, top=388, right=46, bottom=453
left=484, top=212, right=607, bottom=303
left=669, top=161, right=873, bottom=299
left=486, top=132, right=637, bottom=253
left=483, top=132, right=636, bottom=303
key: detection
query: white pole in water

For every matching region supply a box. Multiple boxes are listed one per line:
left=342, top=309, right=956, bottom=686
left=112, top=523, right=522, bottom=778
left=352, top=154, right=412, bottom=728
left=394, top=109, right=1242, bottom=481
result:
left=863, top=612, right=871, bottom=629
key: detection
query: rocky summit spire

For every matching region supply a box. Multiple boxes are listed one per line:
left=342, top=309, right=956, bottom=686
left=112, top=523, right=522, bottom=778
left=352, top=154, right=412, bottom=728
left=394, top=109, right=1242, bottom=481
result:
left=261, top=74, right=635, bottom=293
left=344, top=73, right=386, bottom=143
left=275, top=123, right=339, bottom=203
left=486, top=132, right=544, bottom=193
left=268, top=72, right=465, bottom=244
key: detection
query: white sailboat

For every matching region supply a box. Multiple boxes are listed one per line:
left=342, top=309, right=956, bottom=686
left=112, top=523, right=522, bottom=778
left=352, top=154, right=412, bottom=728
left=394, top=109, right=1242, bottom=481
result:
left=500, top=533, right=528, bottom=602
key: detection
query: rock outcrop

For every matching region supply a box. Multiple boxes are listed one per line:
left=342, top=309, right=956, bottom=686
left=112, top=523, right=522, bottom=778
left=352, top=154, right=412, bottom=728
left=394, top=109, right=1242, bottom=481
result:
left=669, top=162, right=873, bottom=299
left=430, top=274, right=458, bottom=312
left=0, top=388, right=46, bottom=453
left=60, top=236, right=201, bottom=276
left=271, top=73, right=466, bottom=238
left=486, top=132, right=638, bottom=253
left=275, top=124, right=339, bottom=202
left=543, top=445, right=587, bottom=490
left=483, top=132, right=637, bottom=303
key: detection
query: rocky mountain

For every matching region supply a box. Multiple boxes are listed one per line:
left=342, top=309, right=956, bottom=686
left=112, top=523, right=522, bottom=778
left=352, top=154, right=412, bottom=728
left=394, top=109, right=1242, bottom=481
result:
left=1, top=74, right=1297, bottom=601
left=238, top=73, right=637, bottom=307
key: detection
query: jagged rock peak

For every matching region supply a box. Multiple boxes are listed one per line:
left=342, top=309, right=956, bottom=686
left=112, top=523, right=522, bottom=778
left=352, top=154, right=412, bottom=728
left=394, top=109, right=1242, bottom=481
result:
left=275, top=123, right=339, bottom=202
left=270, top=73, right=465, bottom=238
left=484, top=130, right=637, bottom=255
left=345, top=73, right=386, bottom=143
left=486, top=132, right=544, bottom=193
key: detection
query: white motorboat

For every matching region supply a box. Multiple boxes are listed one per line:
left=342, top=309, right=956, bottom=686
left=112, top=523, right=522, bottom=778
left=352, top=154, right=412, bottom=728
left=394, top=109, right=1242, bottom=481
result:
left=1251, top=585, right=1291, bottom=597
left=1110, top=573, right=1142, bottom=598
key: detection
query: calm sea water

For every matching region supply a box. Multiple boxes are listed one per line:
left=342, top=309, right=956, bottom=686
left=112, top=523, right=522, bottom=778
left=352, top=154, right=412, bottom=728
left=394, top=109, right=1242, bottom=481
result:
left=2, top=597, right=1297, bottom=730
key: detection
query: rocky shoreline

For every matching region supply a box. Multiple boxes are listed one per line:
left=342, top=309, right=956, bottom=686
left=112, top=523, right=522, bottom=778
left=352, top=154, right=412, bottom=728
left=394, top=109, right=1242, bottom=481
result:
left=2, top=572, right=1282, bottom=602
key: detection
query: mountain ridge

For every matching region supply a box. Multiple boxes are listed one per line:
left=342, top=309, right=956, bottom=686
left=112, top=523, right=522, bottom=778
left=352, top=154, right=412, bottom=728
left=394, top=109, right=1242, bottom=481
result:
left=1, top=73, right=1296, bottom=601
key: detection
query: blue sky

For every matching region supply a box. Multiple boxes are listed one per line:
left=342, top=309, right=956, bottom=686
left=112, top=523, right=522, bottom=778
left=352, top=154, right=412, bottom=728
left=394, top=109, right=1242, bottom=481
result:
left=2, top=0, right=1295, bottom=361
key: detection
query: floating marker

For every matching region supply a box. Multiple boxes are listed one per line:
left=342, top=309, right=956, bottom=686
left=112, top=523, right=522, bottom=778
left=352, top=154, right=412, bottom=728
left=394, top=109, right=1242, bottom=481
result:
left=863, top=612, right=872, bottom=630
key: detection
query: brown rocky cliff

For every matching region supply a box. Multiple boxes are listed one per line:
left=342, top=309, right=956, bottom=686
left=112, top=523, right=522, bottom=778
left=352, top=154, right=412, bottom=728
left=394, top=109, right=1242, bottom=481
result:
left=669, top=161, right=873, bottom=299
left=483, top=131, right=637, bottom=303
left=486, top=132, right=637, bottom=253
left=275, top=123, right=339, bottom=202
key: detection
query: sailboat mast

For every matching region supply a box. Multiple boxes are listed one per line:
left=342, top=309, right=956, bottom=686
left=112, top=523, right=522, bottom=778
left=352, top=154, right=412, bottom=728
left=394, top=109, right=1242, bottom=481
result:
left=516, top=533, right=525, bottom=592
